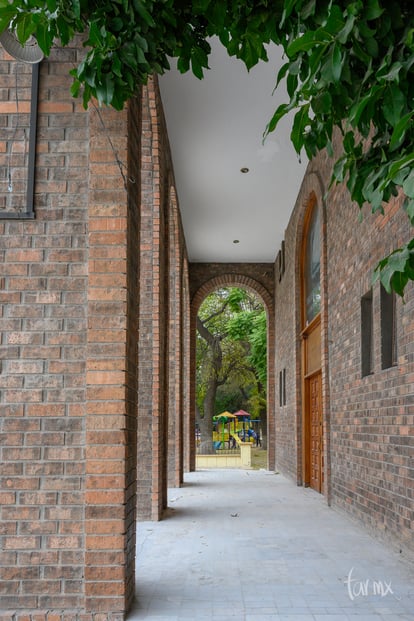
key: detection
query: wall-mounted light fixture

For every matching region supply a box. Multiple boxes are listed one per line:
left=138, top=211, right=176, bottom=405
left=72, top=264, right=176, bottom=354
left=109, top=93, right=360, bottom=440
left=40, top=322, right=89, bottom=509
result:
left=0, top=29, right=44, bottom=64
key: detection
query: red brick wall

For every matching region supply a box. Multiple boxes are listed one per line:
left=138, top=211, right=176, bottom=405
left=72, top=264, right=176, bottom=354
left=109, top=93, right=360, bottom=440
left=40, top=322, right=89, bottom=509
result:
left=274, top=137, right=414, bottom=555
left=85, top=98, right=139, bottom=614
left=0, top=43, right=142, bottom=617
left=137, top=79, right=167, bottom=521
left=327, top=182, right=414, bottom=554
left=1, top=44, right=89, bottom=614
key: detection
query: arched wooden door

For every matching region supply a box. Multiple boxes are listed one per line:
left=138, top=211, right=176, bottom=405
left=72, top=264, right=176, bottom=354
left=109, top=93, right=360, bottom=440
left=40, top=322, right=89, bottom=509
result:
left=301, top=197, right=323, bottom=493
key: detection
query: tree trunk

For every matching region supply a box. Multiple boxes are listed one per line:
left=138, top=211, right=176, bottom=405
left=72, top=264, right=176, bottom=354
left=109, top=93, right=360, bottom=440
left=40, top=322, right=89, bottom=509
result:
left=198, top=380, right=217, bottom=454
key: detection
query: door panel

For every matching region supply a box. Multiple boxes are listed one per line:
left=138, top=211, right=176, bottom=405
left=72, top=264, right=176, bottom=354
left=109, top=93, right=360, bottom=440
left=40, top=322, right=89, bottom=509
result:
left=309, top=372, right=322, bottom=493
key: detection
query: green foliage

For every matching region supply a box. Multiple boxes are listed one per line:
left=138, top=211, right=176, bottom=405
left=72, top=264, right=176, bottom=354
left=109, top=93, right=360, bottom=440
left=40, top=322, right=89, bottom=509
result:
left=214, top=384, right=244, bottom=416
left=373, top=238, right=414, bottom=296
left=0, top=0, right=281, bottom=109
left=262, top=0, right=414, bottom=296
left=227, top=309, right=267, bottom=385
left=2, top=1, right=414, bottom=294
left=196, top=288, right=267, bottom=417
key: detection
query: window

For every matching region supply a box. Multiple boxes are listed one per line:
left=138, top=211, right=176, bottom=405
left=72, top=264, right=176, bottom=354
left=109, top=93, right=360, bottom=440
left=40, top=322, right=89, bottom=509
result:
left=279, top=368, right=286, bottom=406
left=304, top=205, right=321, bottom=324
left=380, top=285, right=396, bottom=369
left=0, top=63, right=39, bottom=219
left=361, top=289, right=373, bottom=377
left=278, top=240, right=285, bottom=282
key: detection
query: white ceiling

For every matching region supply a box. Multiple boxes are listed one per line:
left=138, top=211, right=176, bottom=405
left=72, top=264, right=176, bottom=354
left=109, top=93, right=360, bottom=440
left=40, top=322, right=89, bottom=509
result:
left=159, top=39, right=307, bottom=263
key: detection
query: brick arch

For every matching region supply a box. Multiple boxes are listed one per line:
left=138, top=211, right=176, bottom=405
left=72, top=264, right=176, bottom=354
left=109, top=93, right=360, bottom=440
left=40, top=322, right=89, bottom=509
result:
left=192, top=273, right=273, bottom=314
left=292, top=170, right=331, bottom=500
left=189, top=271, right=275, bottom=470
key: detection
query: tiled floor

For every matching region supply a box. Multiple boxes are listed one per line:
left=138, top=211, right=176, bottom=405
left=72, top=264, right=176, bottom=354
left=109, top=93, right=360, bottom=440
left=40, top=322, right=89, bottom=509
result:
left=128, top=469, right=414, bottom=620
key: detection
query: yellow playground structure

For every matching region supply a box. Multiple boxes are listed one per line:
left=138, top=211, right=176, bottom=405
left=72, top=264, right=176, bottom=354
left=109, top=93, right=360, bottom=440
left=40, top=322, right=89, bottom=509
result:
left=212, top=410, right=261, bottom=450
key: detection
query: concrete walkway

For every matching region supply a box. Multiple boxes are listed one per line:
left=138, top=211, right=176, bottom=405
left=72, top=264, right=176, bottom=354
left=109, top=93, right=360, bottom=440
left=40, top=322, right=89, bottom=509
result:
left=128, top=469, right=414, bottom=621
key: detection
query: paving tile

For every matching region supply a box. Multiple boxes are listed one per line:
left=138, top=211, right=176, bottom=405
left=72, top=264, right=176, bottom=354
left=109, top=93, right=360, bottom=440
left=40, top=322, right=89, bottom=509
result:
left=128, top=469, right=414, bottom=620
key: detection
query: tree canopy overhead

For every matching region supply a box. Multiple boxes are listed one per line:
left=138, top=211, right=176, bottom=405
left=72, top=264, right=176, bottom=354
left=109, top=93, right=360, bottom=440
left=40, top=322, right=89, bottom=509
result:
left=1, top=0, right=414, bottom=293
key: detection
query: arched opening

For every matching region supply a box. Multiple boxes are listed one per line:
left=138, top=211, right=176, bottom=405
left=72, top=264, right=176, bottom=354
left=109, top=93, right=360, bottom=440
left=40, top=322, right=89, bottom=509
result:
left=195, top=287, right=267, bottom=466
left=300, top=193, right=323, bottom=492
left=190, top=273, right=275, bottom=471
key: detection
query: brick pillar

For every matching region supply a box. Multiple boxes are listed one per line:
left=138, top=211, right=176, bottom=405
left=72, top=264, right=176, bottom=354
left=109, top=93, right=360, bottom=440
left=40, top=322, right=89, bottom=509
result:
left=167, top=192, right=184, bottom=487
left=137, top=79, right=169, bottom=520
left=85, top=100, right=138, bottom=614
left=182, top=257, right=193, bottom=473
left=266, top=306, right=276, bottom=470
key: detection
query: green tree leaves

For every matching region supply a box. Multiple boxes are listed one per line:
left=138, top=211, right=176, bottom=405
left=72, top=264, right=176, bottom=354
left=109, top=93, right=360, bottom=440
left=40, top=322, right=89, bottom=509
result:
left=262, top=1, right=414, bottom=296
left=197, top=288, right=267, bottom=420
left=1, top=0, right=414, bottom=294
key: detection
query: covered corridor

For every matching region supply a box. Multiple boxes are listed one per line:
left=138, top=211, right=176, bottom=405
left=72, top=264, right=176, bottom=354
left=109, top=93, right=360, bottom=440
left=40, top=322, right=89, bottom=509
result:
left=1, top=32, right=413, bottom=620
left=129, top=469, right=413, bottom=621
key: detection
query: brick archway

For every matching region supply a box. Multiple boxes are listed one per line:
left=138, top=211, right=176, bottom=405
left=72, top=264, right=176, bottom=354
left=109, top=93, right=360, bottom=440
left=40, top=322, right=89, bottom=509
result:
left=188, top=267, right=275, bottom=470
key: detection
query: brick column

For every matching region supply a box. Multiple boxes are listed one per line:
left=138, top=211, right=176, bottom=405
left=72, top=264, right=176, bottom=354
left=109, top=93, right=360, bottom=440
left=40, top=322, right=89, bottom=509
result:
left=137, top=79, right=169, bottom=520
left=182, top=257, right=193, bottom=473
left=85, top=101, right=137, bottom=614
left=167, top=192, right=184, bottom=487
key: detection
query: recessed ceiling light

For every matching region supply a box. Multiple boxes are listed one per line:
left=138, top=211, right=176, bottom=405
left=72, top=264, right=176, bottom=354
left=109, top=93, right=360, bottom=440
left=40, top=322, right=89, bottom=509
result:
left=233, top=239, right=240, bottom=244
left=240, top=167, right=249, bottom=173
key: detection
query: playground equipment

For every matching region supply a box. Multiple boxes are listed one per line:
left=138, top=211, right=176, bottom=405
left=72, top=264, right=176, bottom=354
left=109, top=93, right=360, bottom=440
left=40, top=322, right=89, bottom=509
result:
left=196, top=410, right=261, bottom=469
left=212, top=412, right=237, bottom=449
left=211, top=410, right=262, bottom=449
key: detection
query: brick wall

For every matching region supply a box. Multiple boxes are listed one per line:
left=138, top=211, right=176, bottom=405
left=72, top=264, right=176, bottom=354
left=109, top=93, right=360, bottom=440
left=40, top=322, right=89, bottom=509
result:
left=274, top=135, right=414, bottom=556
left=0, top=44, right=89, bottom=614
left=274, top=166, right=332, bottom=488
left=0, top=42, right=143, bottom=617
left=327, top=180, right=414, bottom=554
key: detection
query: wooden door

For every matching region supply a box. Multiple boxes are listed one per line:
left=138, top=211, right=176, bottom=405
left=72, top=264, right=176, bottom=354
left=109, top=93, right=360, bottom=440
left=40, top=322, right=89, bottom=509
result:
left=309, top=371, right=322, bottom=492
left=302, top=315, right=323, bottom=493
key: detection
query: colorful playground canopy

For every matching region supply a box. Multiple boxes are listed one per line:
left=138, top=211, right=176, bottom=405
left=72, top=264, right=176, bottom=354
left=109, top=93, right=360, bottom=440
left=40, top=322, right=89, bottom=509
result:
left=213, top=411, right=237, bottom=422
left=233, top=409, right=251, bottom=420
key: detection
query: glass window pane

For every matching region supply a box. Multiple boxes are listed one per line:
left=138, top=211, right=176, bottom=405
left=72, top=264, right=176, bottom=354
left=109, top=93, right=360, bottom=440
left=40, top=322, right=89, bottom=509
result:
left=305, top=205, right=321, bottom=323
